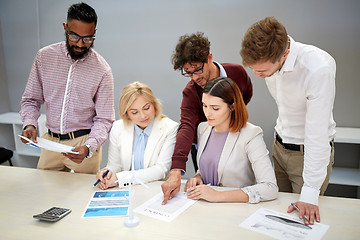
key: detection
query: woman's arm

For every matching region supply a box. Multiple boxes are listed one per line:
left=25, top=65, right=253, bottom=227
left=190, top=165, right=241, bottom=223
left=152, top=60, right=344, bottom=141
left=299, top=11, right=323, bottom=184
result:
left=186, top=185, right=250, bottom=203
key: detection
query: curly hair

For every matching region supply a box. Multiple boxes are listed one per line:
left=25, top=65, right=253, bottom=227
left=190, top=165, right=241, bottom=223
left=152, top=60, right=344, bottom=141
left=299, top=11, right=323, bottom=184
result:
left=240, top=17, right=288, bottom=66
left=171, top=32, right=210, bottom=70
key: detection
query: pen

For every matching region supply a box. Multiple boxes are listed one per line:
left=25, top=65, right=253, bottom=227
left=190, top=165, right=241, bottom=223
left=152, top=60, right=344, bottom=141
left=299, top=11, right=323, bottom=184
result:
left=93, top=169, right=110, bottom=187
left=291, top=203, right=309, bottom=221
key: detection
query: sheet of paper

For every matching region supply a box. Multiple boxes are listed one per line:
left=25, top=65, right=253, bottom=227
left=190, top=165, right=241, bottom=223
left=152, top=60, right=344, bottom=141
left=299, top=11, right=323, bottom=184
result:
left=82, top=190, right=130, bottom=218
left=239, top=208, right=329, bottom=240
left=18, top=135, right=78, bottom=154
left=134, top=192, right=197, bottom=222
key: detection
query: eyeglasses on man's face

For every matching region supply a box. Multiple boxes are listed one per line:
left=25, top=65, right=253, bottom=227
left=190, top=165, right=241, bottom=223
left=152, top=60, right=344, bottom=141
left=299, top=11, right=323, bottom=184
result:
left=66, top=31, right=96, bottom=45
left=181, top=62, right=205, bottom=77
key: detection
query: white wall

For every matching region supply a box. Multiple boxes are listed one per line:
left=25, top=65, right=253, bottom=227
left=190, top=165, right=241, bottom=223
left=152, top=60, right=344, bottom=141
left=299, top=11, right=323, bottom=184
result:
left=1, top=0, right=359, bottom=174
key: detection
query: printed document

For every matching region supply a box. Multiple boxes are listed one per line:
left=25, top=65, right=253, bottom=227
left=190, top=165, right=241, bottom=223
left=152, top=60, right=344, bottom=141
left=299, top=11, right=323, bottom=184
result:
left=134, top=192, right=196, bottom=222
left=239, top=208, right=329, bottom=240
left=82, top=190, right=130, bottom=218
left=18, top=135, right=78, bottom=154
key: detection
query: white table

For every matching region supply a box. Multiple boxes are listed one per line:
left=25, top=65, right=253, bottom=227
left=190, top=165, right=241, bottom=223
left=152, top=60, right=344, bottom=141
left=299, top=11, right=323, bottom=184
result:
left=0, top=166, right=359, bottom=240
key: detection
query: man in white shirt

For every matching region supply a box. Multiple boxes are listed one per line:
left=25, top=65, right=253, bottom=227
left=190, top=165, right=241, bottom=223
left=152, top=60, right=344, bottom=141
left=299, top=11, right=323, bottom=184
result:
left=240, top=17, right=336, bottom=225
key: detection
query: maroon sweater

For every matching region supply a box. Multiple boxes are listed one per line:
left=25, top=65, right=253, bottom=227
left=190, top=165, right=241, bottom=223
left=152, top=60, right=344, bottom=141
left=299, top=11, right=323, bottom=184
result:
left=171, top=63, right=253, bottom=171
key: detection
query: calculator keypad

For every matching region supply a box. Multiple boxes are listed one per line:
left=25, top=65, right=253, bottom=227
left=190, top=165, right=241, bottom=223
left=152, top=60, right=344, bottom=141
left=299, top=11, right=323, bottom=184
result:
left=33, top=207, right=71, bottom=221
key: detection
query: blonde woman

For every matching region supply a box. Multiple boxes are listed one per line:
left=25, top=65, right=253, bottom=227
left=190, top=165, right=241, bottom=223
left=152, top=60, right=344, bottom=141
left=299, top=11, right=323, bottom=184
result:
left=96, top=81, right=178, bottom=189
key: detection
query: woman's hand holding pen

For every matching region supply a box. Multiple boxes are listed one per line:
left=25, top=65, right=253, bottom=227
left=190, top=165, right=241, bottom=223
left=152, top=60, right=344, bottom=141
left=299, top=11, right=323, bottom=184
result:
left=95, top=169, right=118, bottom=190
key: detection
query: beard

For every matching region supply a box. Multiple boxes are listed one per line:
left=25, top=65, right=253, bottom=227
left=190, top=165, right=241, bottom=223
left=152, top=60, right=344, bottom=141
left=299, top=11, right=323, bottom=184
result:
left=65, top=39, right=93, bottom=60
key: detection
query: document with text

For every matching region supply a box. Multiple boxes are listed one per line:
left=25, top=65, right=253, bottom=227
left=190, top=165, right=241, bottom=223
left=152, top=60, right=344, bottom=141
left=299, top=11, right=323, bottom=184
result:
left=134, top=192, right=197, bottom=222
left=19, top=135, right=78, bottom=154
left=239, top=208, right=329, bottom=240
left=82, top=190, right=130, bottom=218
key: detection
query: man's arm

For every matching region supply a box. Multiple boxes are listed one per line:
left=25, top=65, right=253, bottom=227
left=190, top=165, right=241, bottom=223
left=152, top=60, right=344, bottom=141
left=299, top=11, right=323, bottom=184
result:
left=64, top=70, right=115, bottom=163
left=162, top=83, right=202, bottom=204
left=170, top=84, right=202, bottom=171
left=290, top=64, right=336, bottom=225
left=20, top=52, right=44, bottom=141
left=84, top=70, right=115, bottom=152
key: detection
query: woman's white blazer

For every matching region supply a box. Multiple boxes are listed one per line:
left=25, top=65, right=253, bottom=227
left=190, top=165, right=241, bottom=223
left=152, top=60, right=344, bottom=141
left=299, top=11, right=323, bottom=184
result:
left=106, top=117, right=178, bottom=187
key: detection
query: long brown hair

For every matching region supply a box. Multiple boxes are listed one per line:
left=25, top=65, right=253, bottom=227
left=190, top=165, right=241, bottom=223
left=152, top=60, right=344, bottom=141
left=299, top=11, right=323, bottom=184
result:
left=203, top=77, right=248, bottom=132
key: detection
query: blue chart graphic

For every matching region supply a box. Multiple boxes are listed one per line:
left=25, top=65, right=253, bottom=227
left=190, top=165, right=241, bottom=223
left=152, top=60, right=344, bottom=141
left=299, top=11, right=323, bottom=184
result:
left=83, top=191, right=130, bottom=217
left=93, top=191, right=129, bottom=198
left=84, top=207, right=128, bottom=217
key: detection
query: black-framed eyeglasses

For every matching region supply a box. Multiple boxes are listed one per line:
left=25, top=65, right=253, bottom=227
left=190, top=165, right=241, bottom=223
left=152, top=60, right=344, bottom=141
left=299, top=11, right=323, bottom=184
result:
left=181, top=62, right=205, bottom=77
left=66, top=32, right=96, bottom=44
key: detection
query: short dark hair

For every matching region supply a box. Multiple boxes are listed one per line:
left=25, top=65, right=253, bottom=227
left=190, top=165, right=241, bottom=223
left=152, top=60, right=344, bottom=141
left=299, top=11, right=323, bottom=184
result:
left=67, top=2, right=97, bottom=26
left=171, top=32, right=210, bottom=70
left=203, top=77, right=248, bottom=132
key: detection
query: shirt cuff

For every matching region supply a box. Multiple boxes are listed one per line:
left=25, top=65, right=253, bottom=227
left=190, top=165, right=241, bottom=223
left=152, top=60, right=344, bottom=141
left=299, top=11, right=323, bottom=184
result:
left=242, top=187, right=261, bottom=204
left=299, top=186, right=320, bottom=205
left=23, top=120, right=38, bottom=130
left=84, top=139, right=97, bottom=152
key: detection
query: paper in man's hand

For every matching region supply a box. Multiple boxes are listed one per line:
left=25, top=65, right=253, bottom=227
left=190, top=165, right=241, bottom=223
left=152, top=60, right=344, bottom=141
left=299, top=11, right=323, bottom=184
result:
left=18, top=135, right=79, bottom=154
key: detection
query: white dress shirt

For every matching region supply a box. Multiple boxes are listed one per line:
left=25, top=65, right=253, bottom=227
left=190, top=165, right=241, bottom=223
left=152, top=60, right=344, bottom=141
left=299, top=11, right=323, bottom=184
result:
left=265, top=36, right=336, bottom=205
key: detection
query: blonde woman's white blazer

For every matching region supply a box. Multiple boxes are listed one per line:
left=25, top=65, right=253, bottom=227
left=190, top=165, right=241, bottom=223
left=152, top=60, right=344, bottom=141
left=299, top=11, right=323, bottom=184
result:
left=106, top=117, right=178, bottom=188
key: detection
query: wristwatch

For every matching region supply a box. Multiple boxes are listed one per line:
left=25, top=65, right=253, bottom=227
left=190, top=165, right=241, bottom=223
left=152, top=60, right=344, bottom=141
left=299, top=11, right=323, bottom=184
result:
left=85, top=144, right=93, bottom=158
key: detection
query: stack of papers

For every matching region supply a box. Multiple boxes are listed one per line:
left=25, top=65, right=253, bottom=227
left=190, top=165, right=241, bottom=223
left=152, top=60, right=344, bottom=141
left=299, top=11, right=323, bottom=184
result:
left=18, top=135, right=78, bottom=154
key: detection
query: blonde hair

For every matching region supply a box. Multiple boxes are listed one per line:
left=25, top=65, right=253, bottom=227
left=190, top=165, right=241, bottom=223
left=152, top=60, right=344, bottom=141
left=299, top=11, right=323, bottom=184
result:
left=119, top=81, right=164, bottom=125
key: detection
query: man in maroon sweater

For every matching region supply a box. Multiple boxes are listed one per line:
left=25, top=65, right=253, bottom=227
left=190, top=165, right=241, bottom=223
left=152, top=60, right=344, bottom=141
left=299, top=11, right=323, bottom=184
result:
left=161, top=32, right=253, bottom=204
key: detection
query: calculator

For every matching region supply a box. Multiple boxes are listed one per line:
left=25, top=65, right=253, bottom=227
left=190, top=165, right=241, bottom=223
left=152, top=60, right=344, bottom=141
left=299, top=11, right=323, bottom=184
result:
left=33, top=207, right=71, bottom=222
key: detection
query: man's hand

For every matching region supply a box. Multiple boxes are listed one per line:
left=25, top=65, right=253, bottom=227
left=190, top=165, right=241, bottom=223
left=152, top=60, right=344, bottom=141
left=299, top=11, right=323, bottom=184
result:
left=161, top=170, right=181, bottom=205
left=287, top=201, right=320, bottom=225
left=21, top=125, right=37, bottom=143
left=62, top=145, right=88, bottom=164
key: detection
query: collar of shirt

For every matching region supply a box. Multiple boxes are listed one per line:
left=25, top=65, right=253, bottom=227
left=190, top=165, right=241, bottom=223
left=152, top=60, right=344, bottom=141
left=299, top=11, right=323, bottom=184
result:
left=279, top=36, right=300, bottom=75
left=199, top=61, right=227, bottom=89
left=213, top=61, right=227, bottom=77
left=133, top=118, right=154, bottom=139
left=60, top=41, right=92, bottom=63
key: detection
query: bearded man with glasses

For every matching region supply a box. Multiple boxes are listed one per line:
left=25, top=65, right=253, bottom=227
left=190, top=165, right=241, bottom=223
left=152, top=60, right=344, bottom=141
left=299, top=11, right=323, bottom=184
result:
left=20, top=3, right=114, bottom=174
left=161, top=32, right=253, bottom=204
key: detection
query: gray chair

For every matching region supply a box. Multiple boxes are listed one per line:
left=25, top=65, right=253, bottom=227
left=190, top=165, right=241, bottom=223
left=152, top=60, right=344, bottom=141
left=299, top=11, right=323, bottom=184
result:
left=0, top=147, right=13, bottom=166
